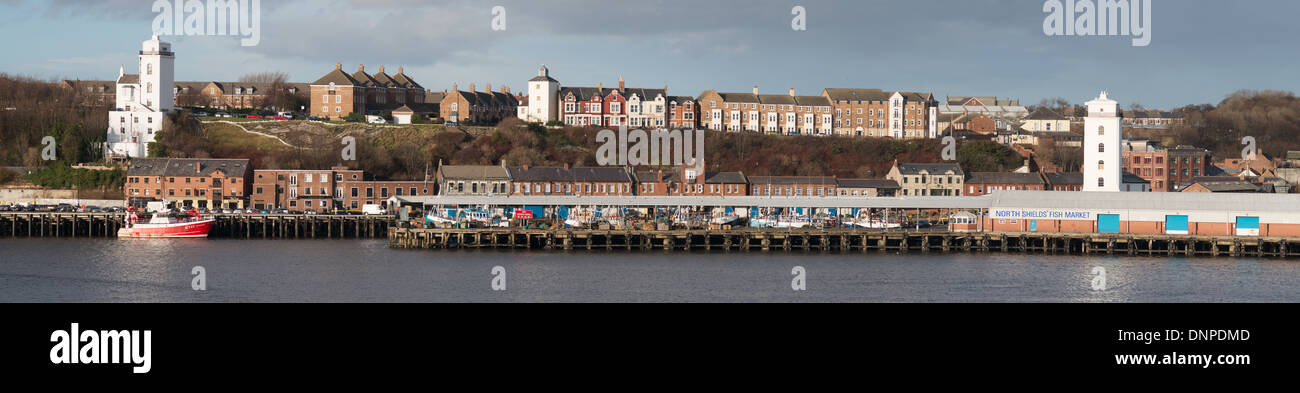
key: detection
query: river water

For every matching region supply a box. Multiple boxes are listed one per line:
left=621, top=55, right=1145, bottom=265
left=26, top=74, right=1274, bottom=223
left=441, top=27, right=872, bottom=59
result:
left=1, top=238, right=1297, bottom=302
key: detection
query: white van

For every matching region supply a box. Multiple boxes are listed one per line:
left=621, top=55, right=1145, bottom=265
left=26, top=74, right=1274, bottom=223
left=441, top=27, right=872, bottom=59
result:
left=361, top=204, right=387, bottom=215
left=366, top=115, right=387, bottom=124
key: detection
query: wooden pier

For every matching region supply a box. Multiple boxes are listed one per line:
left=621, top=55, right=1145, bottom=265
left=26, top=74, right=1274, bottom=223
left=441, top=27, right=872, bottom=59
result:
left=0, top=212, right=392, bottom=239
left=388, top=228, right=1300, bottom=259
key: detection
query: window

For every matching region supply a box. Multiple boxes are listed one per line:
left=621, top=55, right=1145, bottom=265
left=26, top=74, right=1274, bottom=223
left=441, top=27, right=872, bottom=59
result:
left=1098, top=178, right=1105, bottom=187
left=1098, top=144, right=1105, bottom=153
left=1098, top=161, right=1105, bottom=170
left=1098, top=126, right=1105, bottom=135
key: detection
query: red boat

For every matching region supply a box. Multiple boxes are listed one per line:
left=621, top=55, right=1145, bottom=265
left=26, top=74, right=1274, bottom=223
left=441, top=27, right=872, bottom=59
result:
left=118, top=207, right=215, bottom=238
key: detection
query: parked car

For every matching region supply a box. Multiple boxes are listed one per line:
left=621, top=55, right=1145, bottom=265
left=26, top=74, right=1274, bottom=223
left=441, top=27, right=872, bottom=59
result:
left=216, top=112, right=232, bottom=118
left=306, top=116, right=324, bottom=121
left=0, top=205, right=10, bottom=212
left=246, top=114, right=263, bottom=119
left=270, top=115, right=290, bottom=120
left=195, top=111, right=210, bottom=117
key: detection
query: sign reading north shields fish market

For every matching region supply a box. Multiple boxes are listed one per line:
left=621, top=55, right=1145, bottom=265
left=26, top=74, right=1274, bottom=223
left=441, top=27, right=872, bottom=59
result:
left=991, top=209, right=1094, bottom=221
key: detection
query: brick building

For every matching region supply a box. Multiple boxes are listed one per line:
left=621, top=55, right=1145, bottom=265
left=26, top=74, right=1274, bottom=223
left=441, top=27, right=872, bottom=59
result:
left=634, top=168, right=748, bottom=196
left=251, top=166, right=435, bottom=212
left=747, top=176, right=838, bottom=197
left=507, top=166, right=634, bottom=196
left=440, top=83, right=519, bottom=125
left=667, top=96, right=699, bottom=129
left=822, top=88, right=937, bottom=138
left=964, top=172, right=1047, bottom=196
left=697, top=87, right=833, bottom=135
left=309, top=64, right=427, bottom=120
left=124, top=158, right=253, bottom=209
left=1122, top=142, right=1210, bottom=192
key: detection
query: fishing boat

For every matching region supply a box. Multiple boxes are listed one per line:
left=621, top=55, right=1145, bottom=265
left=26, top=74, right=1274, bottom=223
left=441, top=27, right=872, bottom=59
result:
left=117, top=208, right=214, bottom=238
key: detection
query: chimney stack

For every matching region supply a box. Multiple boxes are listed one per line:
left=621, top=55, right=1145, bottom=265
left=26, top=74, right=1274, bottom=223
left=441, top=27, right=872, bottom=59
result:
left=597, top=82, right=603, bottom=90
left=470, top=83, right=476, bottom=92
left=398, top=66, right=404, bottom=74
left=752, top=85, right=759, bottom=95
left=453, top=83, right=458, bottom=91
left=619, top=76, right=625, bottom=90
left=378, top=65, right=385, bottom=74
left=335, top=63, right=342, bottom=71
left=358, top=64, right=365, bottom=72
left=789, top=88, right=795, bottom=97
left=486, top=83, right=492, bottom=93
left=504, top=86, right=509, bottom=94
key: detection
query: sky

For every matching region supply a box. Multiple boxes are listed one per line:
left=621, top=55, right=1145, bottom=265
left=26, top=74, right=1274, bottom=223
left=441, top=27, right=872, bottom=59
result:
left=1, top=0, right=1297, bottom=109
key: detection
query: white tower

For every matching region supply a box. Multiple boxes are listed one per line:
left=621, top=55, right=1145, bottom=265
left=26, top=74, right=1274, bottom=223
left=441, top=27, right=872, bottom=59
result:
left=139, top=35, right=174, bottom=111
left=525, top=65, right=560, bottom=123
left=105, top=36, right=175, bottom=158
left=1083, top=91, right=1122, bottom=192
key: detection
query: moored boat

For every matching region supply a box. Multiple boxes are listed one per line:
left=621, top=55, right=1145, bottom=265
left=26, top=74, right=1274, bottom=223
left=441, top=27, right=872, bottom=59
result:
left=117, top=208, right=214, bottom=238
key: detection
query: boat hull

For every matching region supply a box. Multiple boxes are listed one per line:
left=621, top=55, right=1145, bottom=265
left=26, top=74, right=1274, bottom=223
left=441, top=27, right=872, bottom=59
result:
left=117, top=219, right=214, bottom=238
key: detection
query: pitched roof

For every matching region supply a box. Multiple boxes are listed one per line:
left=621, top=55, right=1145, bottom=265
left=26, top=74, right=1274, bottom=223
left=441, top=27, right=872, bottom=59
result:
left=126, top=158, right=250, bottom=178
left=747, top=176, right=837, bottom=185
left=837, top=179, right=900, bottom=189
left=894, top=163, right=964, bottom=176
left=966, top=172, right=1045, bottom=185
left=823, top=88, right=934, bottom=103
left=634, top=171, right=748, bottom=184
left=560, top=87, right=666, bottom=102
left=1025, top=107, right=1067, bottom=121
left=311, top=68, right=360, bottom=86
left=438, top=165, right=509, bottom=180
left=1045, top=172, right=1149, bottom=185
left=426, top=91, right=446, bottom=103
left=508, top=167, right=632, bottom=183
left=117, top=74, right=140, bottom=84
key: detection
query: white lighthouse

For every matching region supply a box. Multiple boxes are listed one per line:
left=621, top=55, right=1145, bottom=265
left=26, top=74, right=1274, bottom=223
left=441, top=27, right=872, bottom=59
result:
left=105, top=35, right=175, bottom=158
left=1083, top=91, right=1122, bottom=192
left=521, top=65, right=559, bottom=123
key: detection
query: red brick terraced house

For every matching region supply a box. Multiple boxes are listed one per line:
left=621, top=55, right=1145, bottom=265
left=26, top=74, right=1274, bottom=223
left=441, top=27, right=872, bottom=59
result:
left=124, top=158, right=253, bottom=209
left=507, top=166, right=634, bottom=196
left=634, top=169, right=748, bottom=196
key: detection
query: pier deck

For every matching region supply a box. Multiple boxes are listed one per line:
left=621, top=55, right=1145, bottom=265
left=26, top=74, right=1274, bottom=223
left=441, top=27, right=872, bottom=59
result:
left=0, top=212, right=392, bottom=239
left=388, top=227, right=1300, bottom=258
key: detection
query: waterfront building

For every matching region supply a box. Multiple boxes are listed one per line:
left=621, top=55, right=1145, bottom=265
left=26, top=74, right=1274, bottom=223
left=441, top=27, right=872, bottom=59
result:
left=821, top=88, right=937, bottom=138
left=634, top=168, right=748, bottom=196
left=886, top=163, right=964, bottom=197
left=251, top=166, right=434, bottom=211
left=106, top=35, right=174, bottom=158
left=964, top=172, right=1048, bottom=196
left=124, top=158, right=252, bottom=209
left=1083, top=92, right=1123, bottom=192
left=697, top=87, right=833, bottom=136
left=835, top=179, right=900, bottom=197
left=507, top=166, right=634, bottom=196
left=1043, top=172, right=1150, bottom=192
left=251, top=167, right=361, bottom=212
left=435, top=163, right=512, bottom=196
left=746, top=176, right=838, bottom=197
